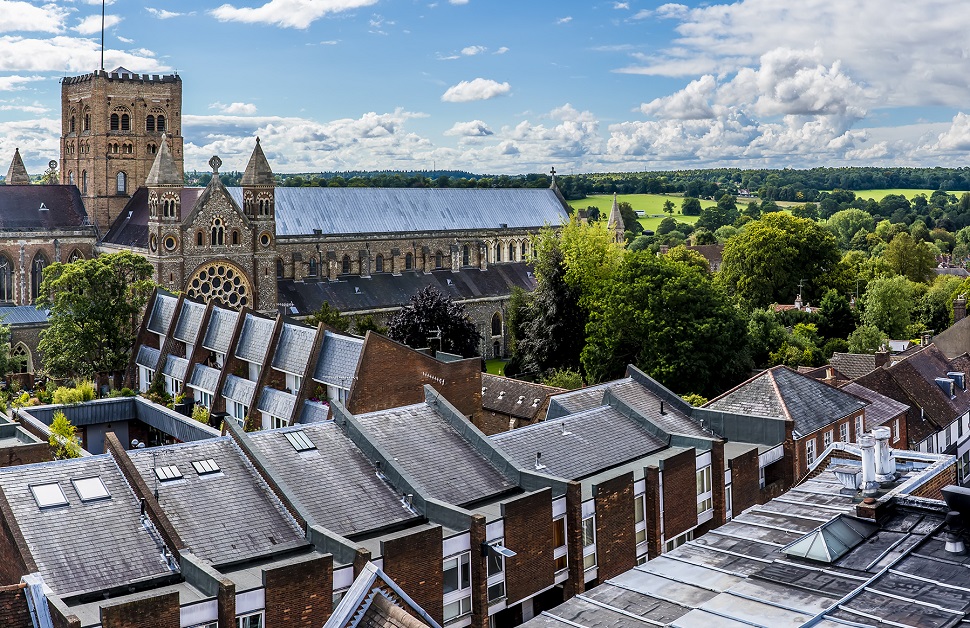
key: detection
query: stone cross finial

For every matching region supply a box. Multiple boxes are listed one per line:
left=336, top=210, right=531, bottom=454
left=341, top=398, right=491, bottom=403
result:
left=209, top=155, right=222, bottom=174
left=549, top=166, right=556, bottom=179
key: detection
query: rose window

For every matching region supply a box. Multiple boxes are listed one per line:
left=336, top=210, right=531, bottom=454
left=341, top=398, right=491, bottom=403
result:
left=186, top=262, right=252, bottom=309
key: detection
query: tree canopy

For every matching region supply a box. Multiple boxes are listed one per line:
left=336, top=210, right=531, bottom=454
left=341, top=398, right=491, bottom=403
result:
left=386, top=285, right=480, bottom=357
left=37, top=251, right=156, bottom=379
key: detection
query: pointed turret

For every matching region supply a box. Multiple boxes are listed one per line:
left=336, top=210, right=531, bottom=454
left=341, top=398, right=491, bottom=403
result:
left=146, top=134, right=182, bottom=224
left=241, top=137, right=274, bottom=187
left=607, top=192, right=625, bottom=243
left=5, top=148, right=30, bottom=185
left=241, top=137, right=275, bottom=220
left=145, top=134, right=182, bottom=187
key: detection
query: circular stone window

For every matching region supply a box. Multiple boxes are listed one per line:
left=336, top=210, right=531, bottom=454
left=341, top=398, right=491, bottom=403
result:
left=185, top=261, right=252, bottom=309
left=164, top=235, right=177, bottom=251
left=259, top=232, right=271, bottom=247
left=149, top=234, right=158, bottom=252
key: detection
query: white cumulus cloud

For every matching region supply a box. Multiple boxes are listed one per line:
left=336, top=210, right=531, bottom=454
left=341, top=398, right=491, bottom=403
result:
left=146, top=7, right=188, bottom=19
left=0, top=1, right=69, bottom=33
left=0, top=36, right=166, bottom=72
left=0, top=75, right=44, bottom=91
left=444, top=120, right=493, bottom=137
left=441, top=78, right=511, bottom=103
left=209, top=102, right=258, bottom=115
left=211, top=0, right=378, bottom=29
left=74, top=14, right=122, bottom=35
left=461, top=45, right=486, bottom=56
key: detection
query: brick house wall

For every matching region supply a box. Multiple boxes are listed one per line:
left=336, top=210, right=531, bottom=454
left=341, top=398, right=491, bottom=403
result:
left=644, top=465, right=662, bottom=560
left=99, top=591, right=180, bottom=628
left=501, top=488, right=554, bottom=605
left=0, top=490, right=35, bottom=586
left=797, top=410, right=865, bottom=480
left=563, top=482, right=584, bottom=599
left=0, top=441, right=49, bottom=468
left=0, top=584, right=30, bottom=628
left=661, top=448, right=698, bottom=541
left=349, top=333, right=482, bottom=419
left=593, top=472, right=636, bottom=581
left=381, top=526, right=444, bottom=626
left=263, top=554, right=333, bottom=627
left=728, top=447, right=761, bottom=516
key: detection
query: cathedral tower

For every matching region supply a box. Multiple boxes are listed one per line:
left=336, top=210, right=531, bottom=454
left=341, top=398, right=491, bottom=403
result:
left=60, top=67, right=183, bottom=230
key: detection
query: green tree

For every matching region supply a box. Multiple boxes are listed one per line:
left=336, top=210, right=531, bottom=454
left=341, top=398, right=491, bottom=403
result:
left=882, top=232, right=936, bottom=283
left=861, top=276, right=915, bottom=338
left=618, top=202, right=643, bottom=235
left=558, top=216, right=624, bottom=308
left=847, top=324, right=886, bottom=353
left=747, top=308, right=788, bottom=367
left=386, top=286, right=480, bottom=357
left=826, top=209, right=875, bottom=249
left=581, top=251, right=750, bottom=396
left=719, top=213, right=843, bottom=309
left=662, top=199, right=675, bottom=216
left=817, top=289, right=856, bottom=339
left=49, top=411, right=81, bottom=459
left=913, top=275, right=963, bottom=333
left=680, top=393, right=708, bottom=406
left=351, top=315, right=386, bottom=336
left=304, top=302, right=350, bottom=332
left=665, top=245, right=711, bottom=275
left=697, top=195, right=738, bottom=232
left=37, top=251, right=156, bottom=379
left=681, top=197, right=702, bottom=216
left=541, top=368, right=584, bottom=390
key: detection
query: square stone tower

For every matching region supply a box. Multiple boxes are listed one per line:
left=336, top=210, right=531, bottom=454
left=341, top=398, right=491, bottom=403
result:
left=60, top=67, right=184, bottom=231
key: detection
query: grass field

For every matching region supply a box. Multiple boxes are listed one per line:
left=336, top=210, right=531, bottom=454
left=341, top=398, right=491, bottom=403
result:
left=485, top=359, right=507, bottom=376
left=847, top=188, right=970, bottom=202
left=568, top=194, right=714, bottom=232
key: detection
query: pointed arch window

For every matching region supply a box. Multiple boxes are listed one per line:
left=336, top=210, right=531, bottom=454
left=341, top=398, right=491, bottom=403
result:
left=341, top=255, right=351, bottom=275
left=491, top=312, right=502, bottom=337
left=494, top=243, right=502, bottom=262
left=508, top=242, right=515, bottom=261
left=116, top=171, right=127, bottom=195
left=157, top=115, right=166, bottom=132
left=405, top=253, right=413, bottom=270
left=435, top=251, right=444, bottom=269
left=31, top=253, right=48, bottom=302
left=146, top=115, right=155, bottom=132
left=211, top=218, right=225, bottom=246
left=83, top=110, right=91, bottom=131
left=0, top=256, right=12, bottom=302
left=196, top=232, right=203, bottom=246
left=375, top=255, right=384, bottom=273
left=110, top=113, right=119, bottom=131
left=232, top=230, right=239, bottom=245
left=521, top=241, right=528, bottom=258
left=308, top=258, right=318, bottom=277
left=68, top=171, right=74, bottom=186
left=462, top=245, right=470, bottom=266
left=276, top=258, right=284, bottom=278
left=121, top=113, right=130, bottom=131
left=81, top=170, right=88, bottom=194
left=70, top=115, right=76, bottom=133
left=11, top=344, right=30, bottom=374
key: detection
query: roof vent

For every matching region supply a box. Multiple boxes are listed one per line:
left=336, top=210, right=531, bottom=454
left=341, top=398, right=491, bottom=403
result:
left=945, top=511, right=966, bottom=555
left=498, top=391, right=505, bottom=399
left=447, top=279, right=453, bottom=286
left=660, top=400, right=665, bottom=415
left=532, top=398, right=540, bottom=407
left=354, top=287, right=361, bottom=294
left=560, top=422, right=572, bottom=436
left=517, top=395, right=525, bottom=404
left=38, top=202, right=48, bottom=211
left=948, top=372, right=966, bottom=390
left=534, top=451, right=546, bottom=470
left=935, top=377, right=956, bottom=398
left=482, top=386, right=487, bottom=394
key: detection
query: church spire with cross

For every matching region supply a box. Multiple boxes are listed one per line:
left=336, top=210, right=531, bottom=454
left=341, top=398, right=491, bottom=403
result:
left=607, top=192, right=626, bottom=244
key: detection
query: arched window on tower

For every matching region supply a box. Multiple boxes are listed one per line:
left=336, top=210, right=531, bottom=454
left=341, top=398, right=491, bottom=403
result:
left=341, top=255, right=351, bottom=275
left=81, top=171, right=88, bottom=194
left=521, top=241, right=528, bottom=259
left=146, top=115, right=155, bottom=132
left=435, top=251, right=444, bottom=269
left=0, top=256, right=12, bottom=303
left=508, top=242, right=516, bottom=261
left=110, top=113, right=119, bottom=131
left=405, top=253, right=413, bottom=270
left=157, top=115, right=166, bottom=132
left=276, top=258, right=284, bottom=278
left=491, top=312, right=502, bottom=337
left=196, top=232, right=203, bottom=246
left=83, top=110, right=91, bottom=131
left=232, top=230, right=239, bottom=245
left=211, top=218, right=225, bottom=246
left=70, top=115, right=76, bottom=133
left=494, top=243, right=502, bottom=262
left=121, top=113, right=130, bottom=131
left=462, top=245, right=470, bottom=266
left=68, top=171, right=74, bottom=186
left=148, top=143, right=157, bottom=155
left=375, top=255, right=384, bottom=273
left=31, top=252, right=48, bottom=302
left=308, top=258, right=318, bottom=277
left=116, top=171, right=127, bottom=195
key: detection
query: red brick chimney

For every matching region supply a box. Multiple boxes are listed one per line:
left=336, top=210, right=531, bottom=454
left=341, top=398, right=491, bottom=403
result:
left=955, top=295, right=967, bottom=323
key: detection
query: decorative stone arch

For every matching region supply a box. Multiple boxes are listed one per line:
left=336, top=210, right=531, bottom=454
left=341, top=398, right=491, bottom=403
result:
left=116, top=170, right=127, bottom=194
left=110, top=106, right=131, bottom=132
left=211, top=217, right=225, bottom=246
left=434, top=250, right=444, bottom=269
left=185, top=260, right=254, bottom=310
left=491, top=311, right=502, bottom=337
left=405, top=252, right=413, bottom=270
left=11, top=343, right=31, bottom=374
left=341, top=254, right=352, bottom=275
left=68, top=249, right=84, bottom=263
left=374, top=254, right=383, bottom=273
left=0, top=254, right=12, bottom=302
left=308, top=257, right=318, bottom=276
left=30, top=251, right=49, bottom=302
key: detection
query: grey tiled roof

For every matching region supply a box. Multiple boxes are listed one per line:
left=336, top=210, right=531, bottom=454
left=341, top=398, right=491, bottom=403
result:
left=235, top=313, right=275, bottom=365
left=187, top=364, right=220, bottom=394
left=0, top=185, right=90, bottom=230
left=257, top=387, right=297, bottom=420
left=298, top=401, right=330, bottom=423
left=129, top=438, right=306, bottom=566
left=136, top=345, right=161, bottom=369
left=172, top=299, right=206, bottom=345
left=546, top=380, right=625, bottom=419
left=491, top=405, right=668, bottom=480
left=481, top=374, right=564, bottom=421
left=830, top=353, right=878, bottom=380
left=222, top=375, right=257, bottom=406
left=356, top=402, right=515, bottom=506
left=706, top=366, right=867, bottom=437
left=0, top=456, right=174, bottom=597
left=0, top=306, right=49, bottom=326
left=249, top=423, right=420, bottom=537
left=201, top=306, right=239, bottom=354
left=147, top=294, right=178, bottom=335
left=608, top=380, right=711, bottom=438
left=313, top=331, right=364, bottom=386
left=226, top=187, right=569, bottom=237
left=162, top=354, right=188, bottom=382
left=272, top=323, right=317, bottom=377
left=841, top=383, right=909, bottom=430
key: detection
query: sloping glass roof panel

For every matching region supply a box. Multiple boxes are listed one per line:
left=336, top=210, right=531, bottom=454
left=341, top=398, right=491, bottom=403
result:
left=782, top=514, right=880, bottom=563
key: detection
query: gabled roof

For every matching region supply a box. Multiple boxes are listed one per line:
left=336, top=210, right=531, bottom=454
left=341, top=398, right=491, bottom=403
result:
left=854, top=366, right=936, bottom=444
left=313, top=331, right=364, bottom=386
left=272, top=322, right=317, bottom=377
left=147, top=293, right=178, bottom=336
left=249, top=423, right=420, bottom=537
left=128, top=437, right=306, bottom=566
left=840, top=383, right=909, bottom=430
left=491, top=404, right=668, bottom=480
left=102, top=188, right=203, bottom=248
left=240, top=138, right=274, bottom=187
left=480, top=374, right=564, bottom=421
left=355, top=401, right=515, bottom=506
left=326, top=561, right=440, bottom=628
left=235, top=313, right=275, bottom=364
left=144, top=134, right=181, bottom=187
left=0, top=456, right=176, bottom=598
left=201, top=306, right=239, bottom=354
left=257, top=386, right=297, bottom=419
left=187, top=364, right=220, bottom=394
left=172, top=299, right=206, bottom=345
left=0, top=185, right=90, bottom=230
left=705, top=366, right=867, bottom=438
left=5, top=148, right=29, bottom=185
left=829, top=352, right=879, bottom=380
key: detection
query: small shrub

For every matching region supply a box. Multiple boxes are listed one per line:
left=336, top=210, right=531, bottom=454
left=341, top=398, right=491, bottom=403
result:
left=680, top=393, right=708, bottom=406
left=192, top=405, right=210, bottom=425
left=542, top=368, right=584, bottom=390
left=52, top=381, right=97, bottom=405
left=10, top=391, right=30, bottom=409
left=49, top=411, right=81, bottom=459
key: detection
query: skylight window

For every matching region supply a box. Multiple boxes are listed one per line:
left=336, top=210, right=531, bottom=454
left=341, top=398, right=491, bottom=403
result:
left=30, top=483, right=68, bottom=508
left=191, top=459, right=221, bottom=475
left=72, top=477, right=110, bottom=502
left=283, top=430, right=316, bottom=452
left=154, top=465, right=184, bottom=482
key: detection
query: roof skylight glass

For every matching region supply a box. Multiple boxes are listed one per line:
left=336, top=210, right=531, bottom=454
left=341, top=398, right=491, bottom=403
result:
left=154, top=465, right=184, bottom=482
left=30, top=483, right=68, bottom=508
left=283, top=430, right=316, bottom=452
left=191, top=459, right=221, bottom=475
left=72, top=477, right=110, bottom=502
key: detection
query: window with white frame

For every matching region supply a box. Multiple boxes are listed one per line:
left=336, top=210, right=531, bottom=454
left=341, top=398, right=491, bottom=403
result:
left=165, top=376, right=181, bottom=396
left=946, top=426, right=953, bottom=449
left=634, top=493, right=647, bottom=546
left=959, top=450, right=970, bottom=484
left=725, top=484, right=733, bottom=520
left=196, top=389, right=213, bottom=409
left=855, top=415, right=864, bottom=439
left=138, top=366, right=154, bottom=393
left=443, top=552, right=472, bottom=622
left=581, top=516, right=596, bottom=570
left=552, top=517, right=567, bottom=572
left=696, top=466, right=713, bottom=515
left=271, top=415, right=288, bottom=430
left=759, top=465, right=765, bottom=489
left=285, top=373, right=302, bottom=394
left=840, top=423, right=849, bottom=442
left=893, top=418, right=901, bottom=443
left=823, top=430, right=833, bottom=449
left=664, top=530, right=692, bottom=553
left=236, top=612, right=263, bottom=628
left=486, top=540, right=506, bottom=603
left=229, top=400, right=248, bottom=426
left=806, top=438, right=816, bottom=465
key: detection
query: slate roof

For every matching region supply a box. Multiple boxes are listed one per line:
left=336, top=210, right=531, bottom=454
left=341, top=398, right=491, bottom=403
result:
left=162, top=354, right=188, bottom=382
left=313, top=331, right=364, bottom=386
left=840, top=383, right=909, bottom=430
left=705, top=366, right=868, bottom=438
left=249, top=423, right=420, bottom=537
left=355, top=402, right=515, bottom=506
left=187, top=364, right=220, bottom=394
left=480, top=374, right=564, bottom=421
left=491, top=405, right=668, bottom=480
left=223, top=375, right=257, bottom=406
left=257, top=386, right=297, bottom=419
left=298, top=401, right=330, bottom=423
left=854, top=366, right=937, bottom=444
left=0, top=455, right=174, bottom=597
left=240, top=138, right=274, bottom=186
left=172, top=299, right=206, bottom=345
left=147, top=293, right=178, bottom=336
left=135, top=345, right=161, bottom=370
left=144, top=134, right=182, bottom=187
left=608, top=379, right=711, bottom=439
left=0, top=305, right=49, bottom=326
left=830, top=352, right=879, bottom=380
left=279, top=263, right=537, bottom=316
left=202, top=306, right=239, bottom=354
left=272, top=323, right=317, bottom=376
left=545, top=380, right=627, bottom=419
left=235, top=313, right=275, bottom=365
left=102, top=188, right=203, bottom=248
left=130, top=438, right=305, bottom=566
left=0, top=185, right=91, bottom=231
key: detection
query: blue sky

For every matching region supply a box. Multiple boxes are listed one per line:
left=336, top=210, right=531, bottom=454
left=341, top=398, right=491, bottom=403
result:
left=2, top=0, right=970, bottom=175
